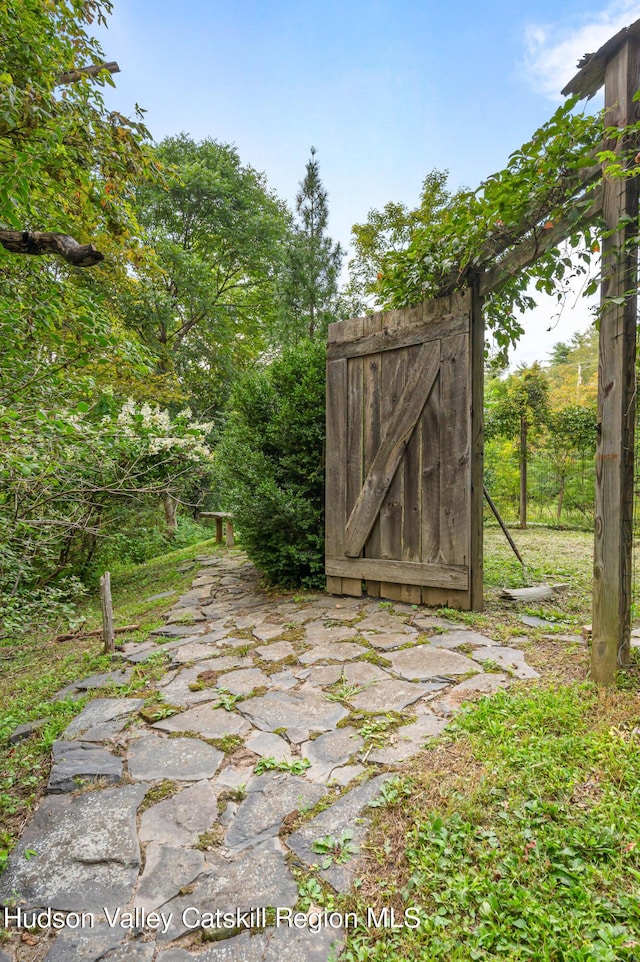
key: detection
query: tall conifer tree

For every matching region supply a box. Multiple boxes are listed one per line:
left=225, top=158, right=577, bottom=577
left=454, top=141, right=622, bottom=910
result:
left=277, top=147, right=343, bottom=342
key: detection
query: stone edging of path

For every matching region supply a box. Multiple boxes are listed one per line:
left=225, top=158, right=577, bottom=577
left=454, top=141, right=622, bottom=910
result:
left=0, top=551, right=539, bottom=962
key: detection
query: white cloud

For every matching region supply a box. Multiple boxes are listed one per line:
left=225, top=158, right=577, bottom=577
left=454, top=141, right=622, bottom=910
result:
left=523, top=1, right=640, bottom=99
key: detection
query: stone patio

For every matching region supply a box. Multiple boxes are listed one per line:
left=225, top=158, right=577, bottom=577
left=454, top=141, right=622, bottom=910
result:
left=0, top=550, right=538, bottom=961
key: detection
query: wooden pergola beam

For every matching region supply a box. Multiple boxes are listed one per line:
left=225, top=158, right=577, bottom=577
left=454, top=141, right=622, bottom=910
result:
left=479, top=185, right=603, bottom=296
left=562, top=20, right=640, bottom=98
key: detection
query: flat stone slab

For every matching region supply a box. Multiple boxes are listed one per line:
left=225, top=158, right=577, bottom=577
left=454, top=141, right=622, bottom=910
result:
left=299, top=665, right=343, bottom=686
left=412, top=615, right=461, bottom=631
left=245, top=731, right=292, bottom=761
left=170, top=642, right=223, bottom=664
left=302, top=727, right=364, bottom=782
left=42, top=922, right=128, bottom=961
left=256, top=641, right=296, bottom=662
left=330, top=763, right=366, bottom=787
left=225, top=772, right=326, bottom=849
left=48, top=740, right=123, bottom=793
left=215, top=765, right=255, bottom=791
left=386, top=646, right=479, bottom=681
left=431, top=672, right=510, bottom=717
left=158, top=667, right=227, bottom=708
left=428, top=629, right=495, bottom=649
left=356, top=613, right=413, bottom=633
left=285, top=727, right=309, bottom=745
left=323, top=608, right=363, bottom=623
left=219, top=667, right=270, bottom=695
left=303, top=623, right=358, bottom=644
left=195, top=568, right=218, bottom=578
left=252, top=623, right=286, bottom=642
left=139, top=779, right=219, bottom=846
left=0, top=785, right=145, bottom=913
left=173, top=589, right=212, bottom=607
left=157, top=840, right=298, bottom=943
left=197, top=655, right=255, bottom=673
left=470, top=646, right=540, bottom=680
left=75, top=668, right=134, bottom=691
left=128, top=734, right=223, bottom=781
left=360, top=631, right=415, bottom=651
left=268, top=669, right=298, bottom=690
left=235, top=613, right=266, bottom=629
left=286, top=775, right=388, bottom=892
left=151, top=623, right=200, bottom=637
left=135, top=843, right=205, bottom=911
left=298, top=642, right=365, bottom=665
left=339, top=662, right=392, bottom=686
left=368, top=713, right=448, bottom=764
left=157, top=926, right=343, bottom=961
left=152, top=704, right=251, bottom=739
left=62, top=698, right=144, bottom=742
left=166, top=607, right=206, bottom=624
left=349, top=679, right=434, bottom=712
left=519, top=615, right=562, bottom=629
left=239, top=690, right=348, bottom=733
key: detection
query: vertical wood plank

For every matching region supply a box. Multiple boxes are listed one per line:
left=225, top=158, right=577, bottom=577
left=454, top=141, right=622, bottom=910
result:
left=469, top=280, right=485, bottom=611
left=362, top=312, right=384, bottom=597
left=592, top=39, right=640, bottom=683
left=344, top=319, right=365, bottom=597
left=379, top=341, right=406, bottom=600
left=421, top=357, right=441, bottom=566
left=325, top=357, right=348, bottom=595
left=439, top=330, right=471, bottom=573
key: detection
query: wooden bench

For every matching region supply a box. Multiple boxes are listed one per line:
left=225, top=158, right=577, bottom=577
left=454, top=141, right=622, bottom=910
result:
left=199, top=511, right=235, bottom=547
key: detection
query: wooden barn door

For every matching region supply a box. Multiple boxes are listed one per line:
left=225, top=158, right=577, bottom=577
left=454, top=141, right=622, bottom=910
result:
left=325, top=287, right=483, bottom=610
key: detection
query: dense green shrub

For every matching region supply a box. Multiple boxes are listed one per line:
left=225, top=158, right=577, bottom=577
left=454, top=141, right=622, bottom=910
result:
left=214, top=340, right=325, bottom=588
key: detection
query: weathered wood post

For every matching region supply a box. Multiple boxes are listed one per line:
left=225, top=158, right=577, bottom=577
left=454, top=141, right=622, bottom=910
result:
left=100, top=571, right=115, bottom=654
left=519, top=417, right=528, bottom=530
left=592, top=36, right=640, bottom=684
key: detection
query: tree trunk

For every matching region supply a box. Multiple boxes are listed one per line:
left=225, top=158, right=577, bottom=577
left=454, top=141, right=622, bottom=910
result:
left=163, top=493, right=178, bottom=537
left=557, top=474, right=565, bottom=524
left=519, top=418, right=528, bottom=529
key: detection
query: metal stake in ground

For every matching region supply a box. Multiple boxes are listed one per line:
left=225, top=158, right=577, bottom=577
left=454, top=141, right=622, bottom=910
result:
left=483, top=485, right=527, bottom=581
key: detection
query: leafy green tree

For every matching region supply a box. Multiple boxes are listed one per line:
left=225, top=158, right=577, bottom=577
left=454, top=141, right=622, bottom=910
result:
left=346, top=170, right=452, bottom=312
left=486, top=364, right=549, bottom=528
left=276, top=147, right=343, bottom=343
left=120, top=135, right=292, bottom=414
left=0, top=0, right=156, bottom=256
left=544, top=405, right=596, bottom=523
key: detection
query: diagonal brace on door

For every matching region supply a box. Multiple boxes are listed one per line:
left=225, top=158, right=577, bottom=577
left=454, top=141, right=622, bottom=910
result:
left=344, top=344, right=440, bottom=557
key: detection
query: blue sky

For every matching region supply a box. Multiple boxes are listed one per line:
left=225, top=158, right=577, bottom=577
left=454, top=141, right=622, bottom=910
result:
left=97, top=0, right=640, bottom=364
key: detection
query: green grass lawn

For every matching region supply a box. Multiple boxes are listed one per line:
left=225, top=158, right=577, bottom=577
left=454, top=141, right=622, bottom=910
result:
left=338, top=682, right=640, bottom=962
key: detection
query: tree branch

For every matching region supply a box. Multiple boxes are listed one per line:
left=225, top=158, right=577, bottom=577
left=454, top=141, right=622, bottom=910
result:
left=57, top=62, right=120, bottom=86
left=0, top=230, right=104, bottom=267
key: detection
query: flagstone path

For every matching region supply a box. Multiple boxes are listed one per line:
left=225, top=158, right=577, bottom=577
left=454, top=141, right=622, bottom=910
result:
left=0, top=551, right=538, bottom=961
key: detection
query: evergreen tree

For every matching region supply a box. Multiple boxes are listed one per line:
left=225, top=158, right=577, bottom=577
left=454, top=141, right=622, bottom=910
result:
left=277, top=147, right=343, bottom=343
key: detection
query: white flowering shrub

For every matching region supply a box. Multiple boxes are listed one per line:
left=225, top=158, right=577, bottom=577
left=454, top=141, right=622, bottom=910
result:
left=0, top=399, right=215, bottom=636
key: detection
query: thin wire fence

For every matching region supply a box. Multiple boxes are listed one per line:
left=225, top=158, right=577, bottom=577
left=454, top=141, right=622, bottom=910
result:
left=484, top=438, right=595, bottom=530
